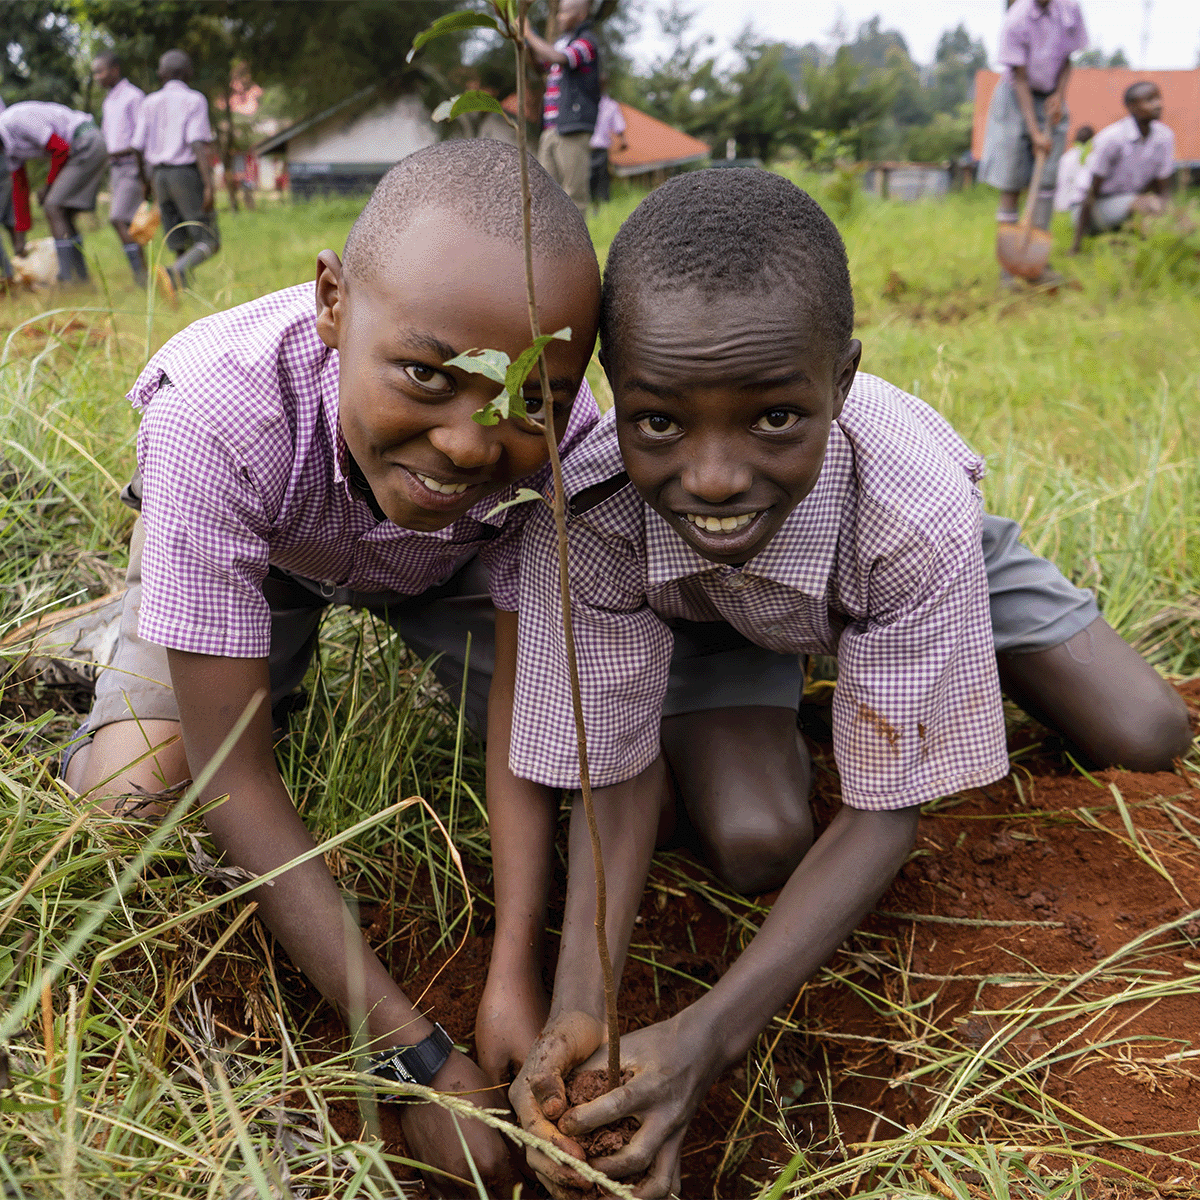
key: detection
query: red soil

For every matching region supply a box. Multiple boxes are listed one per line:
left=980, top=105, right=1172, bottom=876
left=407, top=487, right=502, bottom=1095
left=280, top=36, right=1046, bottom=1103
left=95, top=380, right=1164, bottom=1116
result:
left=199, top=681, right=1200, bottom=1198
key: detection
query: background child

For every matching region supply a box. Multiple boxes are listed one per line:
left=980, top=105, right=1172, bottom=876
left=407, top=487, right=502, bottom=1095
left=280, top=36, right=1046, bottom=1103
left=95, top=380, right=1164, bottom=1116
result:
left=0, top=99, right=109, bottom=282
left=67, top=139, right=601, bottom=1194
left=133, top=49, right=219, bottom=294
left=91, top=50, right=148, bottom=285
left=492, top=169, right=1190, bottom=1198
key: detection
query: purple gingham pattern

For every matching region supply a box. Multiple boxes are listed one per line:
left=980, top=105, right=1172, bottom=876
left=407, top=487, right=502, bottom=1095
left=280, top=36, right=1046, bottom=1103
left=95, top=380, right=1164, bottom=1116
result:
left=998, top=0, right=1087, bottom=94
left=1072, top=116, right=1175, bottom=203
left=130, top=283, right=597, bottom=657
left=0, top=102, right=93, bottom=167
left=511, top=373, right=1009, bottom=811
left=101, top=78, right=145, bottom=155
left=132, top=80, right=213, bottom=166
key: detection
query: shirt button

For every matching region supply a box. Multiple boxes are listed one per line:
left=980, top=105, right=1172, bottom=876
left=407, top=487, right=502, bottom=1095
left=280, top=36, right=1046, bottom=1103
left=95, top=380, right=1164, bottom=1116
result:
left=725, top=574, right=750, bottom=591
left=765, top=625, right=782, bottom=635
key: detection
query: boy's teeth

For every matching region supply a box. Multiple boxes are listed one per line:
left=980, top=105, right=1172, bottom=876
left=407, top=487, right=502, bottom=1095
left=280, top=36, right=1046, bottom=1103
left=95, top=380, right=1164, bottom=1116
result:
left=415, top=472, right=469, bottom=495
left=685, top=512, right=757, bottom=533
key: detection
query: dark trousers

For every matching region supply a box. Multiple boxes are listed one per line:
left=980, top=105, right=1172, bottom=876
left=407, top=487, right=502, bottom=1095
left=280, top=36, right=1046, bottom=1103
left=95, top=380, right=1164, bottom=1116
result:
left=589, top=147, right=611, bottom=204
left=152, top=164, right=221, bottom=254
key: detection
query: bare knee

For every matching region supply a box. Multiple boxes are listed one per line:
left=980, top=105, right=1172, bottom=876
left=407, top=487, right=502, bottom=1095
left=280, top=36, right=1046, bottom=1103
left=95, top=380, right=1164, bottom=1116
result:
left=66, top=718, right=189, bottom=814
left=702, top=804, right=814, bottom=896
left=1096, top=688, right=1191, bottom=772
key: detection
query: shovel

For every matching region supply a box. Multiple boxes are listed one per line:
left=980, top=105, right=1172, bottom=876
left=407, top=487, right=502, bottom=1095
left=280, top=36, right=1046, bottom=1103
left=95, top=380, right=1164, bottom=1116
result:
left=996, top=147, right=1052, bottom=281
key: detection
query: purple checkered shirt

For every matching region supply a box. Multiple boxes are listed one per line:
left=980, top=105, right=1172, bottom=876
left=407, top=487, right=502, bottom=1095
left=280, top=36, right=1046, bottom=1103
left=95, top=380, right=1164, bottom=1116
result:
left=132, top=80, right=213, bottom=167
left=510, top=374, right=1009, bottom=811
left=1072, top=115, right=1175, bottom=204
left=101, top=78, right=145, bottom=156
left=998, top=0, right=1087, bottom=94
left=129, top=283, right=598, bottom=658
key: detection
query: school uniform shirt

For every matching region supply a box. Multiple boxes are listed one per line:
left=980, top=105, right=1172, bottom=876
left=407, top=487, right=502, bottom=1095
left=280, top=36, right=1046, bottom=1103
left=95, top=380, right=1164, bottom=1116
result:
left=589, top=96, right=626, bottom=151
left=101, top=77, right=145, bottom=155
left=997, top=0, right=1087, bottom=94
left=0, top=101, right=93, bottom=231
left=132, top=79, right=213, bottom=167
left=510, top=374, right=1009, bottom=811
left=129, top=283, right=598, bottom=659
left=541, top=27, right=598, bottom=129
left=1070, top=115, right=1175, bottom=204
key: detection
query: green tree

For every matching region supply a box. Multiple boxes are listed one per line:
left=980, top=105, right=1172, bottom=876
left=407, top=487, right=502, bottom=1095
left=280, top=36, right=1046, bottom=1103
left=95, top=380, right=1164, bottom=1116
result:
left=714, top=30, right=800, bottom=161
left=2, top=0, right=81, bottom=105
left=1076, top=47, right=1130, bottom=67
left=929, top=23, right=988, bottom=114
left=796, top=44, right=898, bottom=161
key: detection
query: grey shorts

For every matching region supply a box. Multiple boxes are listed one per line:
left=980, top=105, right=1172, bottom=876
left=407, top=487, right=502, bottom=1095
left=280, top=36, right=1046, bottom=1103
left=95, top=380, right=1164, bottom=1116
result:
left=108, top=157, right=144, bottom=224
left=978, top=79, right=1069, bottom=193
left=152, top=164, right=220, bottom=254
left=1069, top=193, right=1136, bottom=234
left=44, top=124, right=109, bottom=212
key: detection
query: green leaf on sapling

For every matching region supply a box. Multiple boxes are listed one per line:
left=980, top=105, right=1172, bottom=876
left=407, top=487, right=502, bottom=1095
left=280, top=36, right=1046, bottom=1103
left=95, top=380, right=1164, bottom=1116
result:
left=504, top=326, right=573, bottom=396
left=486, top=488, right=547, bottom=519
left=432, top=91, right=510, bottom=123
left=409, top=11, right=500, bottom=61
left=444, top=347, right=511, bottom=386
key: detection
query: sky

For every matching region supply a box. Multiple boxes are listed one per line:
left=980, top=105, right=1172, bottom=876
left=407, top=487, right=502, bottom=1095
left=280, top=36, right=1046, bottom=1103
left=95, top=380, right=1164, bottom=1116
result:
left=624, top=1, right=1200, bottom=72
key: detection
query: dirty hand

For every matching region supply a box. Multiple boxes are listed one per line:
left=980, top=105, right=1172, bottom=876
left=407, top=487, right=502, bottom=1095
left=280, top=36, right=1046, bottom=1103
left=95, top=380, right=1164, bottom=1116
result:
left=556, top=1016, right=715, bottom=1199
left=476, top=969, right=549, bottom=1087
left=1031, top=128, right=1052, bottom=157
left=510, top=1010, right=607, bottom=1195
left=399, top=1049, right=518, bottom=1198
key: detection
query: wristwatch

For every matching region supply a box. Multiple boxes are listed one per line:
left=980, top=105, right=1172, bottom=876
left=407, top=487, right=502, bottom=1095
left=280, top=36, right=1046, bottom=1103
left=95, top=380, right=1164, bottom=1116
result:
left=367, top=1023, right=455, bottom=1086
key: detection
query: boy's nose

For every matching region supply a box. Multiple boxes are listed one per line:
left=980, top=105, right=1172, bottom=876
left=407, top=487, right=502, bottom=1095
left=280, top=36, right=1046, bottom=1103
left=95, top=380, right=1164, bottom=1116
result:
left=680, top=447, right=753, bottom=503
left=427, top=412, right=503, bottom=470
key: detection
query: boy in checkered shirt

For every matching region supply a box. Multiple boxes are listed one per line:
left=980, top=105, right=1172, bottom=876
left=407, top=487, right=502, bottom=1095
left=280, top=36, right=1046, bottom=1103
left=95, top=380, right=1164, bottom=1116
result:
left=486, top=169, right=1189, bottom=1198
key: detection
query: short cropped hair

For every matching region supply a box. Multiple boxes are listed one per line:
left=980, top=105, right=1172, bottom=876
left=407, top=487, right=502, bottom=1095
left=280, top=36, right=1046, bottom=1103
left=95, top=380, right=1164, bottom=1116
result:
left=342, top=139, right=595, bottom=284
left=601, top=168, right=855, bottom=367
left=159, top=49, right=192, bottom=81
left=1123, top=81, right=1158, bottom=107
left=1075, top=125, right=1095, bottom=143
left=92, top=50, right=120, bottom=71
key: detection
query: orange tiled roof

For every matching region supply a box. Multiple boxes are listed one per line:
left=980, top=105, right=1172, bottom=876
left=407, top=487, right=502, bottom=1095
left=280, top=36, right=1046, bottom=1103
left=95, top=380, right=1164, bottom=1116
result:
left=607, top=103, right=710, bottom=176
left=973, top=68, right=1200, bottom=163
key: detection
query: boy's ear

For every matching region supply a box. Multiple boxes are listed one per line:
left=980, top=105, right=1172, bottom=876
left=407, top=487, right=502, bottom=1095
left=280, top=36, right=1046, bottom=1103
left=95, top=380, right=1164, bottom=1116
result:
left=831, top=339, right=862, bottom=419
left=315, top=250, right=345, bottom=350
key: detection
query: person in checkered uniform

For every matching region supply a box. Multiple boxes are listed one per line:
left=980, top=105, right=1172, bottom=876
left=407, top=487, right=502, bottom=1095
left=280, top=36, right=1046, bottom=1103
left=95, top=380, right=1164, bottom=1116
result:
left=490, top=169, right=1190, bottom=1198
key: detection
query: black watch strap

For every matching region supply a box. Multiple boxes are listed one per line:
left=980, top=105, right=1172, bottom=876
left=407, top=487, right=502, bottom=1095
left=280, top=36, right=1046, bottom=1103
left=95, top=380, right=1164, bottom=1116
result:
left=368, top=1023, right=454, bottom=1086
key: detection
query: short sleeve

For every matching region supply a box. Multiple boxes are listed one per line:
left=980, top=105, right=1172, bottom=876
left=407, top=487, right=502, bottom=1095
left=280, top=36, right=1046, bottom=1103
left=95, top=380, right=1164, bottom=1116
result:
left=183, top=96, right=213, bottom=145
left=831, top=497, right=1008, bottom=810
left=1089, top=136, right=1121, bottom=183
left=1157, top=128, right=1176, bottom=179
left=997, top=15, right=1030, bottom=70
left=136, top=385, right=277, bottom=657
left=509, top=499, right=671, bottom=789
left=130, top=103, right=147, bottom=153
left=478, top=508, right=527, bottom=613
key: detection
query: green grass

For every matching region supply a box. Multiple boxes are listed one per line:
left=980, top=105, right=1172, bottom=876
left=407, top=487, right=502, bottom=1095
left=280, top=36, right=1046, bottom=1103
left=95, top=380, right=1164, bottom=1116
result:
left=1, top=177, right=1198, bottom=1197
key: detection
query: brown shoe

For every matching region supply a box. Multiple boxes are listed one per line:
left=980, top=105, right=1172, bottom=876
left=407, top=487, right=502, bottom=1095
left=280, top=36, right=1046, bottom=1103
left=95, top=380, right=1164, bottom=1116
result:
left=1, top=592, right=124, bottom=688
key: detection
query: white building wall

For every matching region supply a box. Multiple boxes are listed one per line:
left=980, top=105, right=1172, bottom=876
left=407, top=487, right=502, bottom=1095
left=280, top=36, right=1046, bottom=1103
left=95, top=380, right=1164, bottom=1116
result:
left=288, top=93, right=438, bottom=165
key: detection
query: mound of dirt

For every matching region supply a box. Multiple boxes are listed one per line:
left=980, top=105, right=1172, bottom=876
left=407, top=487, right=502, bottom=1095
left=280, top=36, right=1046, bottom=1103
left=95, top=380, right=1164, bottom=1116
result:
left=197, top=681, right=1200, bottom=1197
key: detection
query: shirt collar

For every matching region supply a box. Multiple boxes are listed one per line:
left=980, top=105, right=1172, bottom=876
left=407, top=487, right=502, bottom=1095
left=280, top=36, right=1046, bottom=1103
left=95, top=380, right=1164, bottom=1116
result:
left=1119, top=114, right=1156, bottom=142
left=644, top=421, right=852, bottom=596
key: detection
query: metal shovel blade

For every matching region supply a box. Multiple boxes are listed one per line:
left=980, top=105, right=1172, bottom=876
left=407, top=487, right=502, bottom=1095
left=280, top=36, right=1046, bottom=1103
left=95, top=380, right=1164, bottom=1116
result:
left=996, top=224, right=1053, bottom=281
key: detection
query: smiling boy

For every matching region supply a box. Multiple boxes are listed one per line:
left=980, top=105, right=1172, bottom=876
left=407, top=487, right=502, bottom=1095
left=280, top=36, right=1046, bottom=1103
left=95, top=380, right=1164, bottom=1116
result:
left=493, top=168, right=1189, bottom=1198
left=64, top=139, right=600, bottom=1193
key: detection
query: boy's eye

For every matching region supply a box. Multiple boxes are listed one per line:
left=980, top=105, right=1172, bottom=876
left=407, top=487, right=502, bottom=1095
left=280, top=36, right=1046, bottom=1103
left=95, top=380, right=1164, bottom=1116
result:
left=754, top=409, right=800, bottom=432
left=520, top=395, right=547, bottom=425
left=636, top=414, right=680, bottom=438
left=403, top=364, right=452, bottom=392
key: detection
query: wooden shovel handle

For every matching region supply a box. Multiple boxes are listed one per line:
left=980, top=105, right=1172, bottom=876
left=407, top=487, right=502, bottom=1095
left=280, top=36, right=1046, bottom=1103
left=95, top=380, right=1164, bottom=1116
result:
left=1018, top=148, right=1048, bottom=235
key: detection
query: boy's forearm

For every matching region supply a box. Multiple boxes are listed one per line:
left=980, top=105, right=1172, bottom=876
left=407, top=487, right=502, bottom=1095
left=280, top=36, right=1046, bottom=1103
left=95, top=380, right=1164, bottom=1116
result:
left=549, top=757, right=668, bottom=1019
left=1011, top=69, right=1041, bottom=139
left=170, top=649, right=432, bottom=1051
left=681, top=804, right=920, bottom=1073
left=486, top=611, right=557, bottom=981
